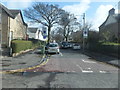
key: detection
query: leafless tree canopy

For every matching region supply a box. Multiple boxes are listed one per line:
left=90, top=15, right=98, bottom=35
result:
left=59, top=12, right=77, bottom=41
left=24, top=3, right=65, bottom=42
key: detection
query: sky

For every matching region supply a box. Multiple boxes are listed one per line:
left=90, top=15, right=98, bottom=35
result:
left=0, top=0, right=119, bottom=31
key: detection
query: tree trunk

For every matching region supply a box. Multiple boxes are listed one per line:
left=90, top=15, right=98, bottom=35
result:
left=65, top=36, right=68, bottom=42
left=63, top=26, right=66, bottom=41
left=48, top=26, right=51, bottom=43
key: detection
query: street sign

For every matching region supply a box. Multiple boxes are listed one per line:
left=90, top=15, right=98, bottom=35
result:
left=83, top=29, right=88, bottom=38
left=42, top=27, right=47, bottom=39
left=43, top=35, right=47, bottom=39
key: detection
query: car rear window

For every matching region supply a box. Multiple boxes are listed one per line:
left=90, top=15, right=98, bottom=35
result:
left=49, top=44, right=58, bottom=47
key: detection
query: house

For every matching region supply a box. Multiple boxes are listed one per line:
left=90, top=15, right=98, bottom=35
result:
left=99, top=8, right=120, bottom=42
left=0, top=3, right=28, bottom=56
left=27, top=27, right=47, bottom=41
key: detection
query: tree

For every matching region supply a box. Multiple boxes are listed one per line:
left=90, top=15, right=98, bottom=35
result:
left=59, top=12, right=77, bottom=42
left=51, top=27, right=64, bottom=42
left=24, top=3, right=65, bottom=43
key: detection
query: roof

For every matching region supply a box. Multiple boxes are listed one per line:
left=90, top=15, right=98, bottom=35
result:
left=0, top=3, right=27, bottom=26
left=9, top=10, right=21, bottom=17
left=0, top=3, right=14, bottom=18
left=28, top=28, right=38, bottom=33
left=113, top=14, right=120, bottom=22
left=99, top=14, right=120, bottom=28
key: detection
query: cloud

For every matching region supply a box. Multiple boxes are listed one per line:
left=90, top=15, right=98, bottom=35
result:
left=92, top=5, right=114, bottom=31
left=62, top=0, right=91, bottom=20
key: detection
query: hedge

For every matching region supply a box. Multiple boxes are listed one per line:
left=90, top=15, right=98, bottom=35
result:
left=88, top=42, right=120, bottom=56
left=11, top=40, right=43, bottom=53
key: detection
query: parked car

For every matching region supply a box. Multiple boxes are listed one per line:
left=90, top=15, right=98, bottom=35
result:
left=68, top=43, right=73, bottom=48
left=72, top=44, right=81, bottom=50
left=61, top=42, right=69, bottom=48
left=46, top=43, right=60, bottom=54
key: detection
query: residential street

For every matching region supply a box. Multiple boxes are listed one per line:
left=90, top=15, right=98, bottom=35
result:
left=2, top=49, right=119, bottom=88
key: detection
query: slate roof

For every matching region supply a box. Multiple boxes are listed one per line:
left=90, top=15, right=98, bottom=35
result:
left=28, top=28, right=38, bottom=33
left=113, top=14, right=120, bottom=22
left=0, top=3, right=27, bottom=26
left=99, top=14, right=120, bottom=28
left=9, top=10, right=21, bottom=17
left=0, top=3, right=14, bottom=18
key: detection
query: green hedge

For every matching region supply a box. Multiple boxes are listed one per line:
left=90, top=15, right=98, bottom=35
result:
left=88, top=42, right=119, bottom=55
left=11, top=40, right=42, bottom=53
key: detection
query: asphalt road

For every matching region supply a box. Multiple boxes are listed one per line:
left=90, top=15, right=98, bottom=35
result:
left=2, top=48, right=119, bottom=88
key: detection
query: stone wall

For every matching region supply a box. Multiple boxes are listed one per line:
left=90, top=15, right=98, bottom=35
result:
left=1, top=9, right=9, bottom=47
left=10, top=13, right=27, bottom=40
left=99, top=22, right=119, bottom=42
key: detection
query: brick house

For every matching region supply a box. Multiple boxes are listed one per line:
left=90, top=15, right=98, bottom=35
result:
left=0, top=3, right=27, bottom=56
left=99, top=8, right=120, bottom=42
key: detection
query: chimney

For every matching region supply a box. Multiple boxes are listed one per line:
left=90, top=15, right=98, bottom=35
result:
left=109, top=8, right=115, bottom=15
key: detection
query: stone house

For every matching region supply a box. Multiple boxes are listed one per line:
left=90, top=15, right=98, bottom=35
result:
left=0, top=3, right=27, bottom=56
left=99, top=8, right=120, bottom=42
left=27, top=27, right=47, bottom=41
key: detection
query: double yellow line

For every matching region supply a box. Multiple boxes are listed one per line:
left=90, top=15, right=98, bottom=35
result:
left=0, top=54, right=50, bottom=74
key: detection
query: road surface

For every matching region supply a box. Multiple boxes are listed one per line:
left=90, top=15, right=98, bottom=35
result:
left=2, top=49, right=119, bottom=88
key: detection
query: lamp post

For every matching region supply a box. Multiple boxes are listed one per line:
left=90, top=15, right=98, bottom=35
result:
left=83, top=13, right=85, bottom=52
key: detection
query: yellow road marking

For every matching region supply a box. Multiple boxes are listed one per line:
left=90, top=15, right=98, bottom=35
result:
left=0, top=54, right=50, bottom=74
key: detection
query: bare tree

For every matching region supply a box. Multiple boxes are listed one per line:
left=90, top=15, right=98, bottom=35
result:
left=59, top=12, right=77, bottom=42
left=51, top=27, right=64, bottom=42
left=24, top=3, right=65, bottom=43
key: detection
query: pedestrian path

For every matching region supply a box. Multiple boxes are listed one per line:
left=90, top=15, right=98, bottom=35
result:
left=0, top=49, right=44, bottom=71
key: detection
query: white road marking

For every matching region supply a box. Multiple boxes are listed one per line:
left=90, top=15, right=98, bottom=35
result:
left=76, top=64, right=93, bottom=73
left=82, top=70, right=93, bottom=73
left=99, top=70, right=106, bottom=73
left=88, top=68, right=91, bottom=69
left=76, top=64, right=83, bottom=71
left=82, top=59, right=96, bottom=63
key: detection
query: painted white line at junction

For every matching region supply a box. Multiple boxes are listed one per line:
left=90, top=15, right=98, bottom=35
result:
left=76, top=64, right=93, bottom=73
left=76, top=64, right=83, bottom=71
left=88, top=68, right=91, bottom=69
left=82, top=70, right=93, bottom=73
left=82, top=59, right=96, bottom=63
left=99, top=70, right=106, bottom=73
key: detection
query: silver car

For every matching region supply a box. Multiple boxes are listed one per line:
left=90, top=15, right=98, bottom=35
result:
left=47, top=43, right=60, bottom=54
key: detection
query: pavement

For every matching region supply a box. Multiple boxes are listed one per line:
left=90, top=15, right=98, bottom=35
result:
left=0, top=48, right=45, bottom=73
left=83, top=50, right=119, bottom=68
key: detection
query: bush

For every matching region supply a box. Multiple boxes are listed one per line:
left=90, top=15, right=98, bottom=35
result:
left=88, top=42, right=120, bottom=55
left=11, top=40, right=43, bottom=53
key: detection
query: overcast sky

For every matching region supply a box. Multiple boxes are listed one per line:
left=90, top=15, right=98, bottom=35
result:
left=1, top=0, right=119, bottom=31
